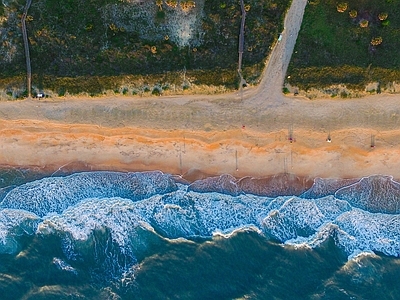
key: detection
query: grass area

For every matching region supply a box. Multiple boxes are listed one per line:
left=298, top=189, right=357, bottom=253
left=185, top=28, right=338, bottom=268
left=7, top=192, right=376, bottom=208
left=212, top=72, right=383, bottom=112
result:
left=0, top=0, right=290, bottom=97
left=287, top=0, right=400, bottom=91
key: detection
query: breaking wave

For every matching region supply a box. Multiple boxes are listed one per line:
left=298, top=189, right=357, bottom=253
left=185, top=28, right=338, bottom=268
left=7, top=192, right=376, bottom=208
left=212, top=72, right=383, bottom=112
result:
left=0, top=171, right=177, bottom=217
left=0, top=171, right=399, bottom=284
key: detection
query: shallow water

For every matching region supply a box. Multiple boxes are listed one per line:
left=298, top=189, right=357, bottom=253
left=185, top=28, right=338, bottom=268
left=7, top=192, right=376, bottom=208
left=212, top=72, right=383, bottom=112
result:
left=0, top=170, right=399, bottom=299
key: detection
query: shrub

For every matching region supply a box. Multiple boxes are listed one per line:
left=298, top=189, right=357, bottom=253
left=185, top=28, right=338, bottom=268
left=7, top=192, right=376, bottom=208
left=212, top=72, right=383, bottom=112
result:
left=152, top=85, right=162, bottom=95
left=58, top=87, right=66, bottom=96
left=282, top=87, right=290, bottom=94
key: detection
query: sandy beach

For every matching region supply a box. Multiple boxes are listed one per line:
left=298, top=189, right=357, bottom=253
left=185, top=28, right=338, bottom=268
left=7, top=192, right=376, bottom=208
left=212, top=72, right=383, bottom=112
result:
left=1, top=0, right=400, bottom=181
left=1, top=99, right=400, bottom=182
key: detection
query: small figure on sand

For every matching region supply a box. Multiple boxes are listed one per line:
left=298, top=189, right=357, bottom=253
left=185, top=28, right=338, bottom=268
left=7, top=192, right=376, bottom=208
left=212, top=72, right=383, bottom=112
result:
left=288, top=125, right=295, bottom=143
left=326, top=133, right=331, bottom=143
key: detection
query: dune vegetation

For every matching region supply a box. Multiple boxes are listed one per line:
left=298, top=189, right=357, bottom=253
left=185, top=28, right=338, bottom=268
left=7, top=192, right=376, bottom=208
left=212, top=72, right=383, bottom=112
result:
left=286, top=0, right=400, bottom=95
left=0, top=0, right=290, bottom=98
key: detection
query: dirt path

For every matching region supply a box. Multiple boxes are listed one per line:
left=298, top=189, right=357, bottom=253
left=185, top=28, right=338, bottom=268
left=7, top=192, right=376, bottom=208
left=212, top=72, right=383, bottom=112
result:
left=247, top=0, right=307, bottom=107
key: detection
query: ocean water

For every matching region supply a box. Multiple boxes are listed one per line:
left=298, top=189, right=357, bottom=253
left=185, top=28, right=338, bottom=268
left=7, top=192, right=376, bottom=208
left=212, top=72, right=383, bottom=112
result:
left=0, top=170, right=399, bottom=299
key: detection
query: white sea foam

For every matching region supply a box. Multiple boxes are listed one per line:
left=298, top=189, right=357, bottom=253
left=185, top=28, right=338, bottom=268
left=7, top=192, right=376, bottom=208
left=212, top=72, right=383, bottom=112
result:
left=39, top=197, right=148, bottom=246
left=0, top=209, right=39, bottom=243
left=347, top=249, right=378, bottom=261
left=0, top=171, right=177, bottom=217
left=262, top=196, right=347, bottom=241
left=334, top=209, right=400, bottom=257
left=0, top=208, right=40, bottom=254
left=52, top=257, right=78, bottom=275
left=0, top=171, right=398, bottom=262
left=212, top=225, right=262, bottom=239
left=33, top=188, right=400, bottom=260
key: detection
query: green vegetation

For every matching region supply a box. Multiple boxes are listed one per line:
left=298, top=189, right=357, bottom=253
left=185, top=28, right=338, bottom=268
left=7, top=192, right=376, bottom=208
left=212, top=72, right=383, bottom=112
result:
left=0, top=2, right=4, bottom=16
left=287, top=0, right=400, bottom=91
left=0, top=0, right=290, bottom=97
left=0, top=67, right=249, bottom=98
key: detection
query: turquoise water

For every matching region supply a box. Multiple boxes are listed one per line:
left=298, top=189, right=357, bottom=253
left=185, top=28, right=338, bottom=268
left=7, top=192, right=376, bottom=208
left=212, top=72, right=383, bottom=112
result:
left=0, top=170, right=399, bottom=299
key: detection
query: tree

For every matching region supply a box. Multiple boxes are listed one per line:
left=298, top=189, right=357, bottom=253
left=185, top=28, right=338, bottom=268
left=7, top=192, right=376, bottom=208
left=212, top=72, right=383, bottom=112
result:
left=336, top=3, right=348, bottom=13
left=165, top=0, right=177, bottom=8
left=359, top=19, right=368, bottom=28
left=371, top=37, right=382, bottom=46
left=349, top=10, right=357, bottom=18
left=378, top=12, right=388, bottom=21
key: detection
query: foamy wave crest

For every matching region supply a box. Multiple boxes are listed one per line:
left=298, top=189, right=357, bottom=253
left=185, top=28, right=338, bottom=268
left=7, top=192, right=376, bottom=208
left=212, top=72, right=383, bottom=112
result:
left=335, top=175, right=400, bottom=214
left=287, top=209, right=400, bottom=258
left=0, top=171, right=177, bottom=217
left=150, top=191, right=271, bottom=238
left=39, top=197, right=163, bottom=281
left=334, top=209, right=400, bottom=257
left=39, top=198, right=145, bottom=243
left=34, top=185, right=400, bottom=260
left=0, top=209, right=40, bottom=254
left=262, top=196, right=352, bottom=240
left=38, top=191, right=273, bottom=260
left=0, top=170, right=399, bottom=269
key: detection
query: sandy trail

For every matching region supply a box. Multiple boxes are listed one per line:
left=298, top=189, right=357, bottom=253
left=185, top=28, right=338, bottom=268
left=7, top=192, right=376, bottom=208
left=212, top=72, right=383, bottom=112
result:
left=1, top=0, right=400, bottom=180
left=248, top=0, right=307, bottom=107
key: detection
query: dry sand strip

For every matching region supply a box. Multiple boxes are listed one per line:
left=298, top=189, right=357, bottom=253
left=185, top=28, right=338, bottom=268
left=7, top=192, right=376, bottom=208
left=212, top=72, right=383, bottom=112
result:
left=1, top=119, right=400, bottom=180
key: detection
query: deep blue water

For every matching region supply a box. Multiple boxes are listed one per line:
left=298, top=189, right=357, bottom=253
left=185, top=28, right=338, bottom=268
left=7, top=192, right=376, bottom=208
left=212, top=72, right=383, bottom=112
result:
left=0, top=170, right=399, bottom=299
